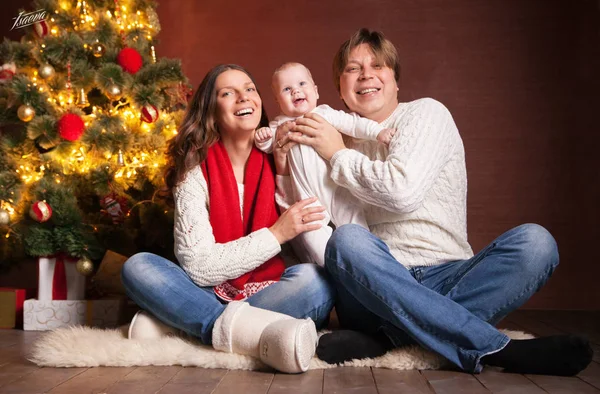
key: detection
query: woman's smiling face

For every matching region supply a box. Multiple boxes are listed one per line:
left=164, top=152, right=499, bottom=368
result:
left=214, top=69, right=263, bottom=135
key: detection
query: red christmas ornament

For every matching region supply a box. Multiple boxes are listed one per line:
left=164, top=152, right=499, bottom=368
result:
left=30, top=201, right=52, bottom=222
left=117, top=47, right=143, bottom=74
left=58, top=113, right=85, bottom=141
left=33, top=20, right=49, bottom=38
left=101, top=193, right=128, bottom=224
left=0, top=63, right=16, bottom=84
left=140, top=104, right=159, bottom=123
left=0, top=69, right=15, bottom=83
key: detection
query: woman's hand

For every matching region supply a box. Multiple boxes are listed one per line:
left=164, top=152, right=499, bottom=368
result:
left=272, top=121, right=297, bottom=175
left=290, top=113, right=346, bottom=161
left=269, top=196, right=326, bottom=244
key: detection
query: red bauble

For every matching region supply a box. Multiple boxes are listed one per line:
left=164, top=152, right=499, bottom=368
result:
left=0, top=69, right=14, bottom=84
left=0, top=63, right=16, bottom=84
left=33, top=20, right=49, bottom=38
left=58, top=113, right=85, bottom=141
left=140, top=104, right=159, bottom=123
left=30, top=201, right=52, bottom=222
left=117, top=47, right=143, bottom=74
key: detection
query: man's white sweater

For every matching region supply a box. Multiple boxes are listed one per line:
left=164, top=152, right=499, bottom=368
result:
left=327, top=98, right=474, bottom=267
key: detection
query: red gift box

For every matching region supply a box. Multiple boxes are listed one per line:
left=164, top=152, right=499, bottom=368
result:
left=0, top=288, right=36, bottom=329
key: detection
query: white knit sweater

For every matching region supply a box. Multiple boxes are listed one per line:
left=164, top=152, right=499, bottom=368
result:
left=172, top=166, right=282, bottom=287
left=279, top=98, right=474, bottom=267
left=172, top=98, right=473, bottom=286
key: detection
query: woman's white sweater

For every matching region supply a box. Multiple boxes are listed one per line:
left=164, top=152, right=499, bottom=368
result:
left=172, top=166, right=282, bottom=287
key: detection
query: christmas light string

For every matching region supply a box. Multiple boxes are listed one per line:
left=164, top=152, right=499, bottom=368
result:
left=113, top=0, right=127, bottom=45
left=3, top=0, right=173, bottom=251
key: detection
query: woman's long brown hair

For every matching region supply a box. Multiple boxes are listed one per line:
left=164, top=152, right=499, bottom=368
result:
left=163, top=64, right=269, bottom=205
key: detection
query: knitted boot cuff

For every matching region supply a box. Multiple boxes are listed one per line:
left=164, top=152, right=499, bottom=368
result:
left=212, top=301, right=247, bottom=353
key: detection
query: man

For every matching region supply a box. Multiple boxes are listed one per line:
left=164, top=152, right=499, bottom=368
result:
left=282, top=28, right=592, bottom=375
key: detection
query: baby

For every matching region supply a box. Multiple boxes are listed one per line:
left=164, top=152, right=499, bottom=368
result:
left=255, top=62, right=396, bottom=266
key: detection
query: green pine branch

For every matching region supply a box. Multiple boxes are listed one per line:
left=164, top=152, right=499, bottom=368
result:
left=26, top=114, right=59, bottom=149
left=134, top=59, right=186, bottom=88
left=40, top=32, right=86, bottom=67
left=96, top=63, right=131, bottom=95
left=131, top=84, right=163, bottom=108
left=0, top=38, right=35, bottom=68
left=11, top=75, right=52, bottom=115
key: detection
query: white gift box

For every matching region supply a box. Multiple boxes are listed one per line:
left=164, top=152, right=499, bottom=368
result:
left=37, top=256, right=86, bottom=301
left=23, top=299, right=124, bottom=331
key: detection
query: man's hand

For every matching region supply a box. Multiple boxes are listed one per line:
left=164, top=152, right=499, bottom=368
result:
left=290, top=113, right=346, bottom=161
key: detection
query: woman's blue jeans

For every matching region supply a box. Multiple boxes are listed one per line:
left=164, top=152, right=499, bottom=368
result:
left=325, top=223, right=559, bottom=373
left=121, top=255, right=335, bottom=346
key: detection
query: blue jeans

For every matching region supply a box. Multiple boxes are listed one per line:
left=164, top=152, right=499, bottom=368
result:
left=121, top=253, right=335, bottom=345
left=325, top=223, right=559, bottom=373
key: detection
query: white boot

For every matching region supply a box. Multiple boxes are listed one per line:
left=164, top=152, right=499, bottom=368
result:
left=212, top=301, right=317, bottom=373
left=128, top=310, right=179, bottom=340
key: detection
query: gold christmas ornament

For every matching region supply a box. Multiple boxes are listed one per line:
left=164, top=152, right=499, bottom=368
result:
left=92, top=42, right=106, bottom=58
left=76, top=256, right=94, bottom=276
left=17, top=104, right=35, bottom=122
left=117, top=149, right=125, bottom=166
left=106, top=84, right=122, bottom=100
left=0, top=208, right=9, bottom=225
left=38, top=63, right=55, bottom=79
left=76, top=88, right=89, bottom=108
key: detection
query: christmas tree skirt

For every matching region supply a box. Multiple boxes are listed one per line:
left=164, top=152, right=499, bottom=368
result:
left=29, top=326, right=533, bottom=370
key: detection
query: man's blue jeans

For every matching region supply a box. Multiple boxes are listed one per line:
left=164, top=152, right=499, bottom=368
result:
left=121, top=255, right=335, bottom=345
left=325, top=223, right=559, bottom=373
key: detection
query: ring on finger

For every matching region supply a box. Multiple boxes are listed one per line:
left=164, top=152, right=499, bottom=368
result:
left=276, top=140, right=283, bottom=148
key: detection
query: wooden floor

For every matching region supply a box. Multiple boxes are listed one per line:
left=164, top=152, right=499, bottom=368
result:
left=0, top=310, right=598, bottom=393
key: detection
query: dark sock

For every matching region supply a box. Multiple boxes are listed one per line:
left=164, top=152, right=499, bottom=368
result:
left=316, top=330, right=395, bottom=364
left=482, top=335, right=593, bottom=376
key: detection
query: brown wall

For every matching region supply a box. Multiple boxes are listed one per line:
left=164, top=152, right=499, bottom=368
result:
left=2, top=0, right=599, bottom=309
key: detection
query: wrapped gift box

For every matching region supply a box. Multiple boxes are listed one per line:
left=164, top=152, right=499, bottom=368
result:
left=37, top=256, right=85, bottom=301
left=91, top=250, right=129, bottom=296
left=23, top=299, right=124, bottom=331
left=0, top=288, right=36, bottom=329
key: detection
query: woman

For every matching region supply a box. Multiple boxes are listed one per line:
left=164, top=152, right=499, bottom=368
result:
left=276, top=29, right=592, bottom=376
left=121, top=64, right=335, bottom=373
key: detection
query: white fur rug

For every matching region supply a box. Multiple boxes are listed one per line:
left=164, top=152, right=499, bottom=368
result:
left=29, top=326, right=533, bottom=371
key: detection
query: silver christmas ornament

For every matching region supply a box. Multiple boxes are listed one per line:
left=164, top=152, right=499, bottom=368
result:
left=38, top=63, right=55, bottom=79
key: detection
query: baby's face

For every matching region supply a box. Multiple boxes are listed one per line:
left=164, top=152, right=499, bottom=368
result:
left=272, top=65, right=319, bottom=118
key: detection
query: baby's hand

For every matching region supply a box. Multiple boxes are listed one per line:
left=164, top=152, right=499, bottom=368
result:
left=255, top=127, right=273, bottom=143
left=377, top=128, right=396, bottom=145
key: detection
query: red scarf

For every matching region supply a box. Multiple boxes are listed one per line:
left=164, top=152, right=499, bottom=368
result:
left=201, top=140, right=285, bottom=301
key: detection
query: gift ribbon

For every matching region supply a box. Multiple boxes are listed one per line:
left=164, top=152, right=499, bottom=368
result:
left=52, top=255, right=67, bottom=300
left=41, top=254, right=76, bottom=301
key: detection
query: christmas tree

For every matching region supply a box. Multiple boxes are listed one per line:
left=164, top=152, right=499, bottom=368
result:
left=0, top=0, right=190, bottom=273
